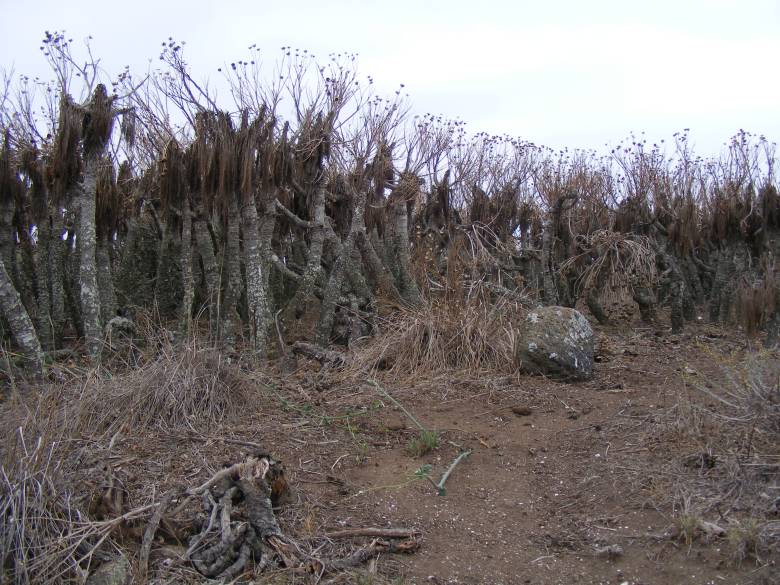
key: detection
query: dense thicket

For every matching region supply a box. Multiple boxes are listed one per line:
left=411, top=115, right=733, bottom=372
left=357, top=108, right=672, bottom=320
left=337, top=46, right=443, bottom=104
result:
left=1, top=34, right=778, bottom=375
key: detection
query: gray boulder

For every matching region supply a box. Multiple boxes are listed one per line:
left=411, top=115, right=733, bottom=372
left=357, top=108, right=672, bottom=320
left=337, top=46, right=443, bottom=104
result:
left=517, top=306, right=594, bottom=380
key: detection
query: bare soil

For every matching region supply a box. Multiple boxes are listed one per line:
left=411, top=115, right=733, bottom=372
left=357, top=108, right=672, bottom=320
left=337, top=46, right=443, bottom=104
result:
left=271, top=321, right=778, bottom=585
left=3, top=320, right=779, bottom=585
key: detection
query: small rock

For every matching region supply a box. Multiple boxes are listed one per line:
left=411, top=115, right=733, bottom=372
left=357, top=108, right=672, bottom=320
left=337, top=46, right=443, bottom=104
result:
left=512, top=405, right=533, bottom=416
left=86, top=555, right=130, bottom=585
left=594, top=544, right=624, bottom=559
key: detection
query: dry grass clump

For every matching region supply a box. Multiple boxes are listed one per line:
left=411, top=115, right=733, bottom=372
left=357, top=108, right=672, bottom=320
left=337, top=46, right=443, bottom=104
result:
left=354, top=287, right=525, bottom=377
left=0, top=429, right=111, bottom=585
left=697, top=350, right=780, bottom=440
left=75, top=339, right=256, bottom=434
left=735, top=273, right=777, bottom=337
left=655, top=351, right=780, bottom=562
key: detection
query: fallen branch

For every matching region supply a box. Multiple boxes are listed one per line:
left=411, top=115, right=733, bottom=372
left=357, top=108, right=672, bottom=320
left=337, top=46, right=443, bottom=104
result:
left=324, top=538, right=421, bottom=571
left=139, top=489, right=178, bottom=581
left=324, top=527, right=421, bottom=540
left=292, top=342, right=347, bottom=367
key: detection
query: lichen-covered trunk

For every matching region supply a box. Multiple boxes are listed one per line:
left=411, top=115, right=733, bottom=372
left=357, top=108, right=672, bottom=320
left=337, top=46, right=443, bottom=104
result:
left=195, top=216, right=220, bottom=341
left=316, top=189, right=367, bottom=345
left=709, top=246, right=737, bottom=324
left=220, top=199, right=243, bottom=349
left=242, top=199, right=270, bottom=360
left=285, top=180, right=326, bottom=320
left=97, top=236, right=117, bottom=326
left=586, top=263, right=610, bottom=325
left=540, top=223, right=559, bottom=305
left=0, top=257, right=43, bottom=376
left=34, top=218, right=54, bottom=350
left=49, top=212, right=66, bottom=342
left=63, top=220, right=84, bottom=339
left=632, top=284, right=657, bottom=324
left=390, top=202, right=421, bottom=306
left=78, top=158, right=103, bottom=359
left=0, top=195, right=17, bottom=290
left=179, top=199, right=194, bottom=336
left=357, top=230, right=400, bottom=300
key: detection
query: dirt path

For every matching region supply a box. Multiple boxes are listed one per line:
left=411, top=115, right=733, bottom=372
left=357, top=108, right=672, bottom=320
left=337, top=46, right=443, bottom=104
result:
left=292, top=325, right=777, bottom=584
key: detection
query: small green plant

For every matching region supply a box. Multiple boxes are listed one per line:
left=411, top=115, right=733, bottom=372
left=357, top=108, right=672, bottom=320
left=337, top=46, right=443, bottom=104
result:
left=355, top=438, right=370, bottom=463
left=368, top=379, right=439, bottom=458
left=728, top=518, right=763, bottom=564
left=675, top=514, right=701, bottom=547
left=406, top=429, right=439, bottom=457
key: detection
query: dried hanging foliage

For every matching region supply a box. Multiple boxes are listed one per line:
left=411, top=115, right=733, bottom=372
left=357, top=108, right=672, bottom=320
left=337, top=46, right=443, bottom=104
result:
left=614, top=194, right=653, bottom=235
left=159, top=138, right=186, bottom=230
left=760, top=183, right=780, bottom=232
left=562, top=230, right=658, bottom=305
left=19, top=145, right=49, bottom=222
left=95, top=158, right=119, bottom=240
left=51, top=94, right=82, bottom=199
left=667, top=195, right=702, bottom=256
left=81, top=84, right=116, bottom=159
left=0, top=133, right=21, bottom=206
left=736, top=255, right=778, bottom=336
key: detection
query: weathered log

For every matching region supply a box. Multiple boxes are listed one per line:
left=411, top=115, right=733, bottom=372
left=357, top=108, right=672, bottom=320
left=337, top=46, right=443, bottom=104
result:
left=292, top=341, right=347, bottom=367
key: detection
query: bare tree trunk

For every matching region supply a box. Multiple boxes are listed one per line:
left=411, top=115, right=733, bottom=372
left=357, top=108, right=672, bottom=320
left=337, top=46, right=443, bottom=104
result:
left=586, top=275, right=610, bottom=326
left=632, top=284, right=656, bottom=324
left=97, top=235, right=117, bottom=326
left=0, top=195, right=17, bottom=289
left=317, top=188, right=367, bottom=344
left=357, top=230, right=400, bottom=300
left=154, top=221, right=171, bottom=309
left=540, top=223, right=559, bottom=305
left=195, top=215, right=220, bottom=340
left=78, top=157, right=103, bottom=359
left=242, top=198, right=270, bottom=360
left=390, top=202, right=421, bottom=306
left=34, top=218, right=54, bottom=350
left=49, top=212, right=67, bottom=342
left=220, top=199, right=242, bottom=349
left=0, top=257, right=43, bottom=377
left=285, top=180, right=326, bottom=321
left=179, top=199, right=194, bottom=335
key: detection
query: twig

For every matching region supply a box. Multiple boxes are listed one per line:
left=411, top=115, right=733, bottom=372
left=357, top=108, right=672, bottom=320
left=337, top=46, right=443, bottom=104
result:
left=435, top=449, right=472, bottom=496
left=367, top=379, right=426, bottom=432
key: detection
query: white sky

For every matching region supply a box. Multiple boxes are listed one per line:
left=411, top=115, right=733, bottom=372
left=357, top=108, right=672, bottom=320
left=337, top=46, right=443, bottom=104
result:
left=1, top=0, right=778, bottom=156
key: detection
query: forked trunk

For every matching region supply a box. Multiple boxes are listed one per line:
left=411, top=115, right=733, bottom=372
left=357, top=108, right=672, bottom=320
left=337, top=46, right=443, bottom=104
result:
left=317, top=188, right=367, bottom=344
left=285, top=180, right=327, bottom=322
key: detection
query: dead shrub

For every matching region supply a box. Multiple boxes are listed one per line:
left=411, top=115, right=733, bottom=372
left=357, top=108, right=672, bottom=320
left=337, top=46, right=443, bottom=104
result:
left=735, top=271, right=778, bottom=337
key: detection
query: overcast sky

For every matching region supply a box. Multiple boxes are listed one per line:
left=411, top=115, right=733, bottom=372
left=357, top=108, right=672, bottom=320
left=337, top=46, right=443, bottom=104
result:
left=1, top=0, right=778, bottom=156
